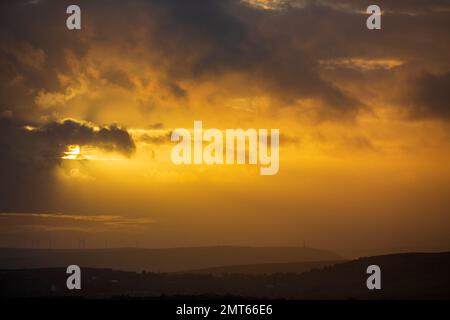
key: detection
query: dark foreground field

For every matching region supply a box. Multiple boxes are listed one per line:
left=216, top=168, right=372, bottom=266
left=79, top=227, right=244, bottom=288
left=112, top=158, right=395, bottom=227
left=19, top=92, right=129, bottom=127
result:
left=1, top=251, right=449, bottom=299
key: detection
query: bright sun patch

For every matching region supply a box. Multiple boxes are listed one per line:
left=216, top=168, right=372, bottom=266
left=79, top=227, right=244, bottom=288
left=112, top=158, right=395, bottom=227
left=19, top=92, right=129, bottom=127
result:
left=62, top=144, right=126, bottom=161
left=62, top=145, right=81, bottom=160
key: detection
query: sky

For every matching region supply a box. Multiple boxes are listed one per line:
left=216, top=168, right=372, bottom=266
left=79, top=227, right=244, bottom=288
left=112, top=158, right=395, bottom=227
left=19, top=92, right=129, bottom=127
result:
left=0, top=0, right=449, bottom=257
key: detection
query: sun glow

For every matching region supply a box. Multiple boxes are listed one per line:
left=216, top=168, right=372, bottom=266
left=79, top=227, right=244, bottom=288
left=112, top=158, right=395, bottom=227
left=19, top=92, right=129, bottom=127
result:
left=62, top=144, right=127, bottom=161
left=62, top=145, right=81, bottom=160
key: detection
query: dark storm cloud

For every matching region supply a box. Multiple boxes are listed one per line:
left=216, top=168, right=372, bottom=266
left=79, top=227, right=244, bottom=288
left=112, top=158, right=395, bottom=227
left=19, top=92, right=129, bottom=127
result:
left=2, top=0, right=450, bottom=122
left=0, top=0, right=89, bottom=121
left=0, top=118, right=135, bottom=166
left=0, top=117, right=135, bottom=211
left=144, top=0, right=360, bottom=112
left=272, top=1, right=450, bottom=121
left=38, top=119, right=136, bottom=155
left=0, top=0, right=363, bottom=120
left=85, top=0, right=450, bottom=120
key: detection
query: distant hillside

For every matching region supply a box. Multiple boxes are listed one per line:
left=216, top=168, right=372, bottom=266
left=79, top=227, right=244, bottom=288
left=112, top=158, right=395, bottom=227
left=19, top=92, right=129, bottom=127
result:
left=1, top=251, right=449, bottom=299
left=288, top=251, right=450, bottom=299
left=0, top=246, right=341, bottom=272
left=178, top=260, right=344, bottom=275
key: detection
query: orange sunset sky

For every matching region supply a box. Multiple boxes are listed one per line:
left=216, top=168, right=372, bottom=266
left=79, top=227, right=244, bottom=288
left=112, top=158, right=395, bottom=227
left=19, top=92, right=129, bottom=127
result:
left=0, top=0, right=449, bottom=257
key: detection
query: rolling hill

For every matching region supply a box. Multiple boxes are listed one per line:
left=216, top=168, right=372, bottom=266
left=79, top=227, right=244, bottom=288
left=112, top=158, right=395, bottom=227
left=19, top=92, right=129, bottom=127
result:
left=1, top=251, right=449, bottom=299
left=0, top=246, right=341, bottom=272
left=177, top=260, right=344, bottom=275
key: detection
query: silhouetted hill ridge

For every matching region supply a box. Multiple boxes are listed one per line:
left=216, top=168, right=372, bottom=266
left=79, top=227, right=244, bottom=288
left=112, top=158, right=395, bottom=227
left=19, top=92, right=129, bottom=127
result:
left=0, top=246, right=341, bottom=272
left=1, top=251, right=449, bottom=299
left=177, top=260, right=344, bottom=275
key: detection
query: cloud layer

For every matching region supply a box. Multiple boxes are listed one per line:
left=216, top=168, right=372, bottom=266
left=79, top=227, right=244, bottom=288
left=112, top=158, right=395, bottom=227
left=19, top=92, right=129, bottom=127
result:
left=0, top=0, right=449, bottom=221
